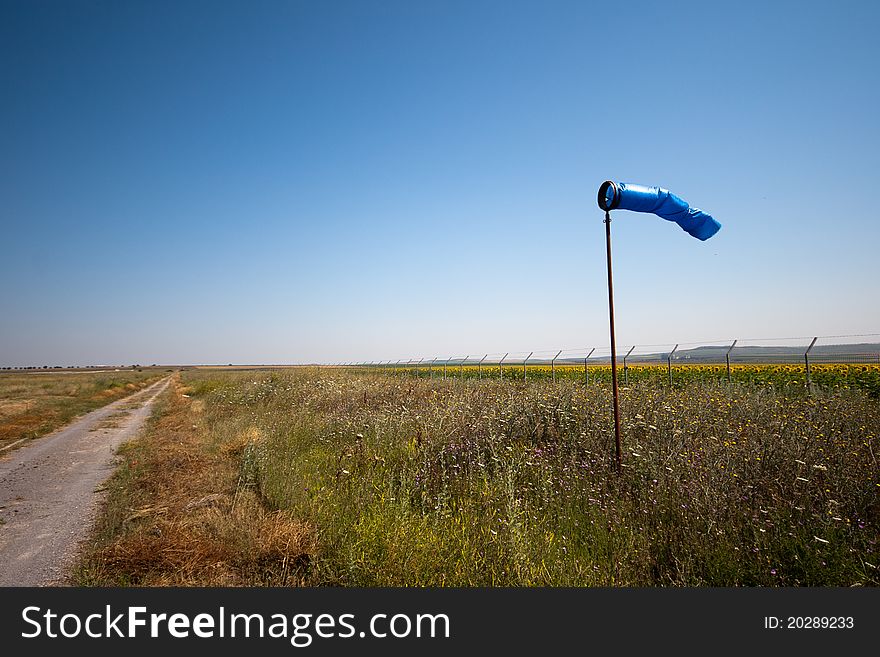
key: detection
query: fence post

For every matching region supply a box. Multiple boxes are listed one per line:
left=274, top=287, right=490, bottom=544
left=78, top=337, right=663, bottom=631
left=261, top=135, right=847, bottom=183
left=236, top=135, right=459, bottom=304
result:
left=805, top=336, right=818, bottom=388
left=667, top=344, right=678, bottom=386
left=623, top=346, right=635, bottom=385
left=444, top=356, right=452, bottom=381
left=551, top=350, right=562, bottom=383
left=429, top=357, right=438, bottom=379
left=416, top=358, right=423, bottom=377
left=584, top=347, right=595, bottom=384
left=523, top=351, right=533, bottom=381
left=478, top=354, right=487, bottom=380
left=725, top=339, right=737, bottom=383
left=395, top=360, right=402, bottom=377
left=500, top=352, right=508, bottom=381
left=460, top=355, right=469, bottom=379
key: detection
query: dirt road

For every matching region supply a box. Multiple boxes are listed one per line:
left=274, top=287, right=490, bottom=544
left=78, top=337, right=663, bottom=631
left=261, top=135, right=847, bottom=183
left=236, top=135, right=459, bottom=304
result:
left=0, top=377, right=171, bottom=586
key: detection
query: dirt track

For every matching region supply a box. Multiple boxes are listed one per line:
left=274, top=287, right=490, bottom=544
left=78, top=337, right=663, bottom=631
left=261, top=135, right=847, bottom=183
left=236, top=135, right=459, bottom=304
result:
left=0, top=377, right=170, bottom=586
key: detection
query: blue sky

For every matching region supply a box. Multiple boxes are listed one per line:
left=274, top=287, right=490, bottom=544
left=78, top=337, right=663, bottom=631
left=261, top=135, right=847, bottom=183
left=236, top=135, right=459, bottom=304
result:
left=1, top=0, right=878, bottom=365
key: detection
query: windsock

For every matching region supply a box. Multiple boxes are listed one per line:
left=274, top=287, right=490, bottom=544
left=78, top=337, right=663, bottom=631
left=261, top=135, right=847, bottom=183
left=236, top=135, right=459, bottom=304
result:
left=598, top=181, right=721, bottom=241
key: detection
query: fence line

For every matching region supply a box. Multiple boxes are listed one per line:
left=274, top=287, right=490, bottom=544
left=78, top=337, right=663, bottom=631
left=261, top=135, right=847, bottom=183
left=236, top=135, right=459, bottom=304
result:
left=335, top=334, right=880, bottom=386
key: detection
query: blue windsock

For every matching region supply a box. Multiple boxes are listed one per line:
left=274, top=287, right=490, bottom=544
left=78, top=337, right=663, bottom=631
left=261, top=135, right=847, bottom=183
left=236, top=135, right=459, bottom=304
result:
left=598, top=181, right=721, bottom=241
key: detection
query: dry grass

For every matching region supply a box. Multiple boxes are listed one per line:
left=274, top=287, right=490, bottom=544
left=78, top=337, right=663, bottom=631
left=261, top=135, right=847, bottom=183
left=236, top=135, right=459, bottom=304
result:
left=75, top=377, right=315, bottom=586
left=0, top=369, right=166, bottom=453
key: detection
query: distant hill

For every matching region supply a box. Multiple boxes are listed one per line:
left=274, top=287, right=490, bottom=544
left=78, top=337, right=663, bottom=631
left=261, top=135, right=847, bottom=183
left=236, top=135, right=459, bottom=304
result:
left=547, top=343, right=880, bottom=365
left=649, top=343, right=880, bottom=364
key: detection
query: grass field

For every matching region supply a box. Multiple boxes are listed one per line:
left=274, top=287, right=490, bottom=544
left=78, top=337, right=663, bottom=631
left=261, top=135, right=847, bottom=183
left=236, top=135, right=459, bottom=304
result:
left=78, top=365, right=879, bottom=586
left=0, top=369, right=170, bottom=454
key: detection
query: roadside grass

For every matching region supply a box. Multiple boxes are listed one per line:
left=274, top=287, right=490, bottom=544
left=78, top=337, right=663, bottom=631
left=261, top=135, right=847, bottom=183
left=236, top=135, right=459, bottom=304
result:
left=79, top=368, right=879, bottom=586
left=0, top=369, right=167, bottom=454
left=73, top=376, right=315, bottom=586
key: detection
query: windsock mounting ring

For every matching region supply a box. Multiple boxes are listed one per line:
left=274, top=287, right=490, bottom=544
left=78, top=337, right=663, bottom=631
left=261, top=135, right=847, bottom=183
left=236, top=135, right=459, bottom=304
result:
left=598, top=180, right=620, bottom=211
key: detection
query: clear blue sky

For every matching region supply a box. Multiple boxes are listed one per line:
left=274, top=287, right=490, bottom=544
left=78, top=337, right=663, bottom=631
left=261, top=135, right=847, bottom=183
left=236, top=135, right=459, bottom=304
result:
left=2, top=0, right=878, bottom=365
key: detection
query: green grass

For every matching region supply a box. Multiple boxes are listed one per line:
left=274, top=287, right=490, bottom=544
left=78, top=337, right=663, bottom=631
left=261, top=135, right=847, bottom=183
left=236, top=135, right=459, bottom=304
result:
left=178, top=368, right=879, bottom=586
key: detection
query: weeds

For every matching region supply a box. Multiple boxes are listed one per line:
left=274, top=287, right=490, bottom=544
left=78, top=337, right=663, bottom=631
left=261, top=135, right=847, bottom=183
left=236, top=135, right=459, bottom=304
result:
left=165, top=369, right=878, bottom=586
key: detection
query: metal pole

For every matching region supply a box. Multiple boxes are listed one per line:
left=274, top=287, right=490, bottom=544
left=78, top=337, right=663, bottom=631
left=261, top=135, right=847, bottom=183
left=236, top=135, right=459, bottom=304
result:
left=478, top=354, right=487, bottom=380
left=500, top=352, right=508, bottom=381
left=551, top=350, right=562, bottom=383
left=430, top=357, right=438, bottom=379
left=523, top=351, right=533, bottom=381
left=725, top=339, right=737, bottom=383
left=605, top=210, right=623, bottom=472
left=623, top=345, right=635, bottom=385
left=444, top=355, right=452, bottom=381
left=395, top=359, right=401, bottom=376
left=667, top=344, right=678, bottom=386
left=584, top=347, right=595, bottom=384
left=460, top=355, right=469, bottom=379
left=805, top=336, right=818, bottom=388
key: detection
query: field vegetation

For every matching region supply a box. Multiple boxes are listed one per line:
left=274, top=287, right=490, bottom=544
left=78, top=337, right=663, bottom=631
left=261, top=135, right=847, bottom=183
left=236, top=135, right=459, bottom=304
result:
left=79, top=366, right=879, bottom=586
left=371, top=363, right=880, bottom=397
